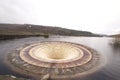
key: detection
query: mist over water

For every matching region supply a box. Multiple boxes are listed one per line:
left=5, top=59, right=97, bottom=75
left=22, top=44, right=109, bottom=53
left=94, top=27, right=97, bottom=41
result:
left=0, top=36, right=120, bottom=80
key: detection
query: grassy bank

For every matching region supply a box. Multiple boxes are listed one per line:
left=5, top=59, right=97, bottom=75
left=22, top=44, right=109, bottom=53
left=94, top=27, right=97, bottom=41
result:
left=112, top=37, right=120, bottom=47
left=0, top=75, right=27, bottom=80
left=0, top=24, right=103, bottom=39
left=0, top=35, right=49, bottom=40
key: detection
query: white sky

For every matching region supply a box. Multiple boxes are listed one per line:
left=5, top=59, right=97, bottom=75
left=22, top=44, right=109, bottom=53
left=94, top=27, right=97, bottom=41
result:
left=0, top=0, right=120, bottom=34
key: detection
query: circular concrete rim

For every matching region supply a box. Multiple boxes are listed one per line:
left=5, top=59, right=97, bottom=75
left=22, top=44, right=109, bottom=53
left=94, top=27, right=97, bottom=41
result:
left=20, top=41, right=93, bottom=68
left=7, top=41, right=101, bottom=80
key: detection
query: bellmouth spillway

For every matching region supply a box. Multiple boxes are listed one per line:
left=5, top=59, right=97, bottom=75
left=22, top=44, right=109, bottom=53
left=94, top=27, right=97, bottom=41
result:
left=7, top=41, right=101, bottom=80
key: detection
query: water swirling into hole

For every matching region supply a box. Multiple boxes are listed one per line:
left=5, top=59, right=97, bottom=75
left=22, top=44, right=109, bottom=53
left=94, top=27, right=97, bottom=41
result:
left=7, top=41, right=101, bottom=79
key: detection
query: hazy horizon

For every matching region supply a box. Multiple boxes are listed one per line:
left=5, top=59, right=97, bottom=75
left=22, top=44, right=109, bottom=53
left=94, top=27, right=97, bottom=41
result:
left=0, top=0, right=120, bottom=35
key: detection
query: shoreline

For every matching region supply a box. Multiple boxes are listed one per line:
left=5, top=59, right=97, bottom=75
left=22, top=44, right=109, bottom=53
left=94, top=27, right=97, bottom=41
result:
left=0, top=75, right=26, bottom=80
left=0, top=35, right=49, bottom=40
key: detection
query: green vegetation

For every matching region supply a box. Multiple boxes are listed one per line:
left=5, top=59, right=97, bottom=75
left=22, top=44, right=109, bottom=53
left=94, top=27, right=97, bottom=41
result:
left=0, top=23, right=103, bottom=40
left=0, top=75, right=26, bottom=80
left=110, top=34, right=120, bottom=38
left=112, top=37, right=120, bottom=47
left=110, top=33, right=120, bottom=47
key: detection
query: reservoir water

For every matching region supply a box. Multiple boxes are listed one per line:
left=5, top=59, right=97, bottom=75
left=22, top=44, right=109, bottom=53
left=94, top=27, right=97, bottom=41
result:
left=0, top=36, right=120, bottom=80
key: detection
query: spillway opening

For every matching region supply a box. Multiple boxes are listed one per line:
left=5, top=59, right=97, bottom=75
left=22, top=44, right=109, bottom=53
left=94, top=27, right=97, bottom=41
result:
left=29, top=43, right=81, bottom=62
left=6, top=41, right=101, bottom=80
left=48, top=52, right=65, bottom=60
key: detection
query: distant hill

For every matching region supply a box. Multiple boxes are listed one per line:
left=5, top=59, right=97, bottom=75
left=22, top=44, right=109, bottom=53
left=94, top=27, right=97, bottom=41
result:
left=0, top=24, right=102, bottom=39
left=110, top=34, right=120, bottom=38
left=0, top=24, right=101, bottom=36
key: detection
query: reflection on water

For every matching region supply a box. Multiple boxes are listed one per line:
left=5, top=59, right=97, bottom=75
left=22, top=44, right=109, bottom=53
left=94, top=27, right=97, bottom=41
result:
left=0, top=36, right=120, bottom=80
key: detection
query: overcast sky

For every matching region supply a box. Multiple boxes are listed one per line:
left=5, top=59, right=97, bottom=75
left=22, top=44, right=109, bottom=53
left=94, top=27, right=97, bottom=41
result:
left=0, top=0, right=120, bottom=35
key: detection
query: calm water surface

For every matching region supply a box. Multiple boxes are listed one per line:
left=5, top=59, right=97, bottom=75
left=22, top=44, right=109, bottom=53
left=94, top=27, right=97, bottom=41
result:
left=0, top=36, right=120, bottom=80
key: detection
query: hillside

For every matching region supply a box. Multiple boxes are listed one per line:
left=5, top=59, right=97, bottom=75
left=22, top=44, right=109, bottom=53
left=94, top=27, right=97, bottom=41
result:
left=0, top=24, right=102, bottom=39
left=110, top=34, right=120, bottom=38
